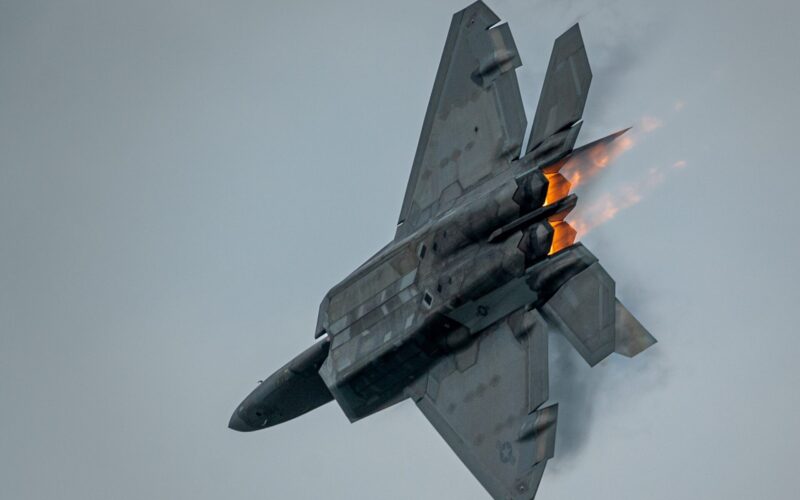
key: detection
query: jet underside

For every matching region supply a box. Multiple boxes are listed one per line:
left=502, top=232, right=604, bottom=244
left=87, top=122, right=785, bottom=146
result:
left=230, top=2, right=656, bottom=499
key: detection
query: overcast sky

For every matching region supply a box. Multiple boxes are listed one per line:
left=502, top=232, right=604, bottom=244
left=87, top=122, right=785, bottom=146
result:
left=1, top=1, right=799, bottom=499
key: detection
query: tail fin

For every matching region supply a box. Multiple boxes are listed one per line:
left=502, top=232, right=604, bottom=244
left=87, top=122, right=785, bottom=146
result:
left=540, top=261, right=656, bottom=366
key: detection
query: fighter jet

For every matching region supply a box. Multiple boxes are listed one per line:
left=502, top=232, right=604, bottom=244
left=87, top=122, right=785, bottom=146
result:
left=229, top=2, right=656, bottom=498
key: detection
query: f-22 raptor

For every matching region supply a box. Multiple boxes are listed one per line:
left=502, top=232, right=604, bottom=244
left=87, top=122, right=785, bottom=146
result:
left=229, top=2, right=656, bottom=498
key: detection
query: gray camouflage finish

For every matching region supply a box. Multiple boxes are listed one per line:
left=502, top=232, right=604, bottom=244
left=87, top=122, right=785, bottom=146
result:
left=229, top=2, right=656, bottom=499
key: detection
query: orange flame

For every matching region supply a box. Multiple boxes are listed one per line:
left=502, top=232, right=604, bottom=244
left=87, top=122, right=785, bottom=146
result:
left=541, top=133, right=632, bottom=254
left=542, top=173, right=576, bottom=255
left=570, top=189, right=641, bottom=237
left=543, top=173, right=571, bottom=206
left=549, top=221, right=577, bottom=254
left=539, top=115, right=684, bottom=252
left=568, top=159, right=687, bottom=238
left=559, top=135, right=634, bottom=189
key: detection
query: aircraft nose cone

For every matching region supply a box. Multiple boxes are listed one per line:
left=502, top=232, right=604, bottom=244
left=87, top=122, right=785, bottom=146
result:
left=228, top=409, right=253, bottom=432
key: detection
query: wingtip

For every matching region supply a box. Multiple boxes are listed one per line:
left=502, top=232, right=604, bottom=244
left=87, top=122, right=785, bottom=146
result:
left=559, top=23, right=584, bottom=41
left=458, top=0, right=500, bottom=28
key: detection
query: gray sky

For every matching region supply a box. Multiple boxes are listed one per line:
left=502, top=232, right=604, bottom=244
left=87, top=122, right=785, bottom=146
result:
left=1, top=1, right=798, bottom=499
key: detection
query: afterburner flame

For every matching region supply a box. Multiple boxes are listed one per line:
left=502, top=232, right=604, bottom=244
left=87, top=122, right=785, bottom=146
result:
left=549, top=221, right=576, bottom=255
left=568, top=159, right=686, bottom=238
left=569, top=190, right=641, bottom=237
left=539, top=118, right=683, bottom=253
left=559, top=135, right=634, bottom=189
left=543, top=173, right=571, bottom=206
left=542, top=173, right=576, bottom=255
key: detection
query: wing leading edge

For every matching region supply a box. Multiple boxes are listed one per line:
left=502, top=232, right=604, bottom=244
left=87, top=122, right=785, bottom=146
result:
left=412, top=310, right=556, bottom=500
left=412, top=259, right=655, bottom=500
left=396, top=1, right=527, bottom=239
left=401, top=11, right=654, bottom=498
left=396, top=3, right=594, bottom=240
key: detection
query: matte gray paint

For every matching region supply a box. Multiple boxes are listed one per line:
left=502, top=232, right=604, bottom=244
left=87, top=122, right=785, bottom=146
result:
left=229, top=4, right=654, bottom=498
left=1, top=0, right=798, bottom=499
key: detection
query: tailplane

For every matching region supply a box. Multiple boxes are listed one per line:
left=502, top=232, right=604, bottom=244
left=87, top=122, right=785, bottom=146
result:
left=540, top=261, right=656, bottom=366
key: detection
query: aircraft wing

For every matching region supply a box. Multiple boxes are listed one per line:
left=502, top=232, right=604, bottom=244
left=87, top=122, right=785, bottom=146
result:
left=396, top=1, right=527, bottom=239
left=413, top=310, right=556, bottom=500
left=412, top=260, right=656, bottom=499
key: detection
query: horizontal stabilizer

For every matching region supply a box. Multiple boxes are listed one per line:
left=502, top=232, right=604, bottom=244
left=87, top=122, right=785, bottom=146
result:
left=614, top=299, right=657, bottom=357
left=526, top=24, right=592, bottom=155
left=541, top=261, right=656, bottom=366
